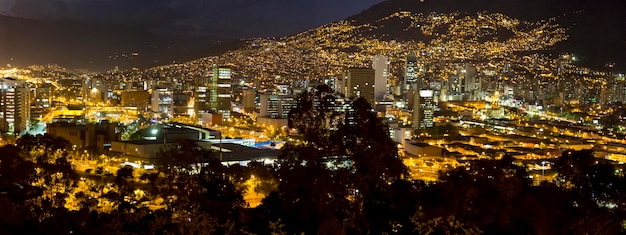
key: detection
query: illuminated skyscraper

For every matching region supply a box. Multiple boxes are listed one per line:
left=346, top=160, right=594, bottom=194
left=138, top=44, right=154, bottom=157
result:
left=214, top=65, right=232, bottom=119
left=195, top=71, right=212, bottom=122
left=196, top=65, right=232, bottom=122
left=404, top=53, right=428, bottom=129
left=419, top=90, right=434, bottom=129
left=372, top=55, right=390, bottom=101
left=404, top=53, right=419, bottom=97
left=412, top=90, right=434, bottom=129
left=0, top=77, right=30, bottom=134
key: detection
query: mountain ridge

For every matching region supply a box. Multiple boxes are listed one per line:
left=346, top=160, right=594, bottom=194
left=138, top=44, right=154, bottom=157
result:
left=169, top=0, right=626, bottom=72
left=0, top=15, right=224, bottom=72
left=2, top=0, right=625, bottom=72
left=345, top=0, right=626, bottom=71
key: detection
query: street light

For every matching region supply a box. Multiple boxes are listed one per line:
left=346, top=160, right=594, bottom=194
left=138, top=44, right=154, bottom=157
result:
left=151, top=127, right=167, bottom=149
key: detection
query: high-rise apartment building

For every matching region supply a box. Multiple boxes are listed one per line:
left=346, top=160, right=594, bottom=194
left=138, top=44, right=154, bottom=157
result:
left=31, top=82, right=53, bottom=120
left=612, top=74, right=626, bottom=103
left=259, top=94, right=297, bottom=119
left=444, top=63, right=479, bottom=101
left=342, top=68, right=376, bottom=106
left=0, top=77, right=30, bottom=134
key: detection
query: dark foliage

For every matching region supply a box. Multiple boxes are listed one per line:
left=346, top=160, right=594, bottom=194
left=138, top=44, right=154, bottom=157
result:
left=1, top=103, right=626, bottom=234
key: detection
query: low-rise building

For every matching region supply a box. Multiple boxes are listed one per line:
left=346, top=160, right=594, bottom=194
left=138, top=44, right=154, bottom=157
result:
left=46, top=121, right=117, bottom=149
left=110, top=140, right=174, bottom=160
left=405, top=142, right=444, bottom=157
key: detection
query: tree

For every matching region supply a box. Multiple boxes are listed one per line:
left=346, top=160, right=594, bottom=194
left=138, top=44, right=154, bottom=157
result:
left=262, top=156, right=353, bottom=234
left=288, top=91, right=328, bottom=147
left=270, top=96, right=411, bottom=234
left=196, top=159, right=245, bottom=222
left=553, top=150, right=596, bottom=188
left=16, top=134, right=71, bottom=163
left=156, top=138, right=211, bottom=175
left=413, top=155, right=537, bottom=234
left=247, top=161, right=279, bottom=195
left=0, top=145, right=40, bottom=203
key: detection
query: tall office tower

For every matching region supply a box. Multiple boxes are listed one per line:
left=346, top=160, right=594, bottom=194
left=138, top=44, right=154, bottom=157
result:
left=82, top=76, right=107, bottom=104
left=342, top=68, right=376, bottom=106
left=404, top=53, right=419, bottom=97
left=447, top=74, right=464, bottom=101
left=0, top=78, right=30, bottom=134
left=213, top=65, right=232, bottom=119
left=439, top=85, right=448, bottom=103
left=372, top=55, right=390, bottom=101
left=419, top=90, right=434, bottom=129
left=195, top=71, right=213, bottom=121
left=195, top=65, right=233, bottom=121
left=404, top=53, right=425, bottom=129
left=412, top=90, right=434, bottom=129
left=151, top=85, right=173, bottom=118
left=335, top=77, right=344, bottom=95
left=408, top=89, right=422, bottom=129
left=411, top=89, right=421, bottom=129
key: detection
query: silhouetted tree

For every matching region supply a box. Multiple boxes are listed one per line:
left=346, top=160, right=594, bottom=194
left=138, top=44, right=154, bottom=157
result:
left=554, top=150, right=596, bottom=188
left=271, top=96, right=411, bottom=234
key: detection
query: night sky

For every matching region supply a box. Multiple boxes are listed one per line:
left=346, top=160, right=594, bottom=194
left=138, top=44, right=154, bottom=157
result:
left=0, top=0, right=385, bottom=38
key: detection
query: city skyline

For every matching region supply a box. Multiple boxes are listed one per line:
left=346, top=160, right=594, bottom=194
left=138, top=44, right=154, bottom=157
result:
left=1, top=1, right=626, bottom=234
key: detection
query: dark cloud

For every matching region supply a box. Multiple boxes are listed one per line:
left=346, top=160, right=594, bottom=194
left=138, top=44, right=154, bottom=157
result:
left=1, top=0, right=384, bottom=37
